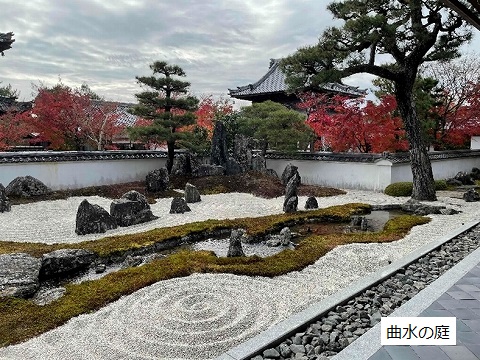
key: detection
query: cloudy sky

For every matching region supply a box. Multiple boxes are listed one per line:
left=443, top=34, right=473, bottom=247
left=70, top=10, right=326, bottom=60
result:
left=1, top=0, right=479, bottom=106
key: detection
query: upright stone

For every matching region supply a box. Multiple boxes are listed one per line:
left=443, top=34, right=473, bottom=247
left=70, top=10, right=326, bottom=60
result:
left=5, top=176, right=51, bottom=197
left=283, top=172, right=301, bottom=213
left=251, top=155, right=266, bottom=172
left=110, top=190, right=158, bottom=227
left=226, top=157, right=243, bottom=175
left=184, top=183, right=201, bottom=203
left=171, top=153, right=195, bottom=176
left=233, top=134, right=254, bottom=171
left=0, top=183, right=11, bottom=212
left=227, top=229, right=246, bottom=257
left=146, top=168, right=169, bottom=193
left=210, top=121, right=228, bottom=167
left=75, top=199, right=117, bottom=235
left=281, top=163, right=299, bottom=185
left=170, top=197, right=191, bottom=214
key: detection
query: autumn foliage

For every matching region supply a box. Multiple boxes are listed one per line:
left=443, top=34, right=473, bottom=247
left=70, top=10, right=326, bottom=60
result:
left=27, top=86, right=123, bottom=150
left=0, top=111, right=32, bottom=150
left=299, top=93, right=408, bottom=153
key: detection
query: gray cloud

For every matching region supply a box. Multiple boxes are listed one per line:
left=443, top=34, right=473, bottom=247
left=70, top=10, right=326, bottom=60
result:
left=0, top=0, right=478, bottom=105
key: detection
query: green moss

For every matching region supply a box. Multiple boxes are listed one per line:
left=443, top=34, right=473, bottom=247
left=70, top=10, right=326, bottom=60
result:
left=0, top=205, right=429, bottom=347
left=384, top=180, right=449, bottom=197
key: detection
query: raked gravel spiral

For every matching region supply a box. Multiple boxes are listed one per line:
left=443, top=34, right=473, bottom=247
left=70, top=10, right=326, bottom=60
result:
left=1, top=190, right=479, bottom=359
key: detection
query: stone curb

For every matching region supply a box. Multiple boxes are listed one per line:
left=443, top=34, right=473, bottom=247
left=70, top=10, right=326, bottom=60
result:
left=215, top=219, right=480, bottom=360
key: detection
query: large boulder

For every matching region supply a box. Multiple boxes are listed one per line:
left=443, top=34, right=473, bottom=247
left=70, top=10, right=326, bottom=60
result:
left=251, top=155, right=267, bottom=173
left=40, top=249, right=97, bottom=279
left=0, top=183, right=11, bottom=213
left=227, top=229, right=246, bottom=257
left=471, top=167, right=480, bottom=181
left=210, top=121, right=229, bottom=167
left=453, top=171, right=475, bottom=186
left=110, top=190, right=158, bottom=227
left=0, top=253, right=41, bottom=298
left=170, top=197, right=191, bottom=214
left=184, top=183, right=201, bottom=203
left=75, top=199, right=117, bottom=235
left=281, top=163, right=299, bottom=186
left=192, top=164, right=225, bottom=177
left=146, top=168, right=169, bottom=193
left=5, top=176, right=51, bottom=197
left=401, top=199, right=444, bottom=215
left=463, top=188, right=480, bottom=202
left=283, top=196, right=299, bottom=213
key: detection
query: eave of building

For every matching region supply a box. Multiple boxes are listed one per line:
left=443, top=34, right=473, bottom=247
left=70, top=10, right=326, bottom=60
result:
left=441, top=0, right=480, bottom=30
left=228, top=59, right=367, bottom=101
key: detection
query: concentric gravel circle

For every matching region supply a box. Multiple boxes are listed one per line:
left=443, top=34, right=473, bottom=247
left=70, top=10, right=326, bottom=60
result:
left=1, top=273, right=289, bottom=360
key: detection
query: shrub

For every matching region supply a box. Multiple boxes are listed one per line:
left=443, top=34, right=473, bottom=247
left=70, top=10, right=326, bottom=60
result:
left=384, top=180, right=448, bottom=197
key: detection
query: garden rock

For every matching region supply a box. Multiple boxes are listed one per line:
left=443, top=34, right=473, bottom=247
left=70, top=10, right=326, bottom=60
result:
left=265, top=168, right=279, bottom=179
left=227, top=229, right=246, bottom=257
left=192, top=164, right=225, bottom=177
left=210, top=121, right=228, bottom=167
left=32, top=287, right=66, bottom=306
left=5, top=175, right=51, bottom=197
left=284, top=196, right=299, bottom=213
left=281, top=163, right=299, bottom=185
left=40, top=249, right=97, bottom=279
left=305, top=196, right=318, bottom=209
left=0, top=183, right=11, bottom=212
left=226, top=157, right=243, bottom=175
left=233, top=134, right=254, bottom=171
left=284, top=172, right=301, bottom=213
left=280, top=227, right=292, bottom=245
left=170, top=197, right=191, bottom=214
left=184, top=183, right=201, bottom=203
left=401, top=199, right=444, bottom=215
left=145, top=168, right=169, bottom=192
left=463, top=188, right=480, bottom=202
left=171, top=153, right=197, bottom=176
left=471, top=167, right=480, bottom=180
left=75, top=199, right=117, bottom=235
left=454, top=171, right=475, bottom=185
left=251, top=155, right=266, bottom=172
left=110, top=190, right=158, bottom=227
left=0, top=253, right=41, bottom=298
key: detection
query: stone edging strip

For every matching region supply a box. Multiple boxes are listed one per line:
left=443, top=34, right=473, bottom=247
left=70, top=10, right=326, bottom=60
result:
left=215, top=219, right=480, bottom=360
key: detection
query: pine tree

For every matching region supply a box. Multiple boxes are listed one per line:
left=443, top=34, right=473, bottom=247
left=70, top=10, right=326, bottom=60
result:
left=281, top=0, right=472, bottom=200
left=129, top=61, right=199, bottom=173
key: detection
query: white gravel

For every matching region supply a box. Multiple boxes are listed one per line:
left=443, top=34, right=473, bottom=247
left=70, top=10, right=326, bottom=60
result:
left=0, top=190, right=478, bottom=359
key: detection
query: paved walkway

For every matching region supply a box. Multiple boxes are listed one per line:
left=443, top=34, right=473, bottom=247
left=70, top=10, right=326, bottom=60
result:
left=332, top=245, right=480, bottom=360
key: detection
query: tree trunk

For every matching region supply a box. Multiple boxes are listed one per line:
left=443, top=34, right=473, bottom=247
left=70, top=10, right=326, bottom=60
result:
left=395, top=86, right=437, bottom=201
left=166, top=140, right=175, bottom=174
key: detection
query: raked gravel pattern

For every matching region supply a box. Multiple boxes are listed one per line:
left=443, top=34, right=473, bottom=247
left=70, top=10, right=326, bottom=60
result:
left=0, top=190, right=478, bottom=359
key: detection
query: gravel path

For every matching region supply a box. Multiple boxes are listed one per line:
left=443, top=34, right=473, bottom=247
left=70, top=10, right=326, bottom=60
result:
left=0, top=190, right=477, bottom=359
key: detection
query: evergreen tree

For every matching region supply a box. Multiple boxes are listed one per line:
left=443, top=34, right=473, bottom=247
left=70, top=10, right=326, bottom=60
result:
left=129, top=61, right=199, bottom=173
left=281, top=0, right=472, bottom=200
left=237, top=101, right=313, bottom=156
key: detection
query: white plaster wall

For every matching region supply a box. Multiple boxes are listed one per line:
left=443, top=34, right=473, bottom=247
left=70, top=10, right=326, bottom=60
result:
left=0, top=158, right=167, bottom=190
left=471, top=136, right=480, bottom=150
left=266, top=159, right=392, bottom=191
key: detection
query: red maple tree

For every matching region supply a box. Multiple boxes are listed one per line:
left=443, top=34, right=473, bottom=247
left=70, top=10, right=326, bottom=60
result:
left=0, top=110, right=32, bottom=150
left=299, top=93, right=408, bottom=153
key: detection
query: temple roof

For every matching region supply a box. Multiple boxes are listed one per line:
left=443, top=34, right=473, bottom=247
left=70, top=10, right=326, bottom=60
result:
left=228, top=59, right=367, bottom=101
left=0, top=96, right=32, bottom=114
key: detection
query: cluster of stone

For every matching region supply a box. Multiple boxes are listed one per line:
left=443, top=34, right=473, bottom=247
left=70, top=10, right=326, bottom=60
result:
left=1, top=249, right=98, bottom=300
left=145, top=168, right=169, bottom=192
left=282, top=164, right=301, bottom=213
left=252, top=224, right=480, bottom=360
left=76, top=190, right=157, bottom=235
left=446, top=168, right=480, bottom=186
left=266, top=227, right=292, bottom=247
left=5, top=176, right=51, bottom=197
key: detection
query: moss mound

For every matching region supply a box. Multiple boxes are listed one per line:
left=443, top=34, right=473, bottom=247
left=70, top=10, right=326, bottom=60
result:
left=384, top=180, right=448, bottom=197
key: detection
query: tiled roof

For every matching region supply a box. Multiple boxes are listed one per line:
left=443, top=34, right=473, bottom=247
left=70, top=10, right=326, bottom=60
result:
left=229, top=59, right=367, bottom=98
left=90, top=101, right=139, bottom=127
left=0, top=96, right=32, bottom=114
